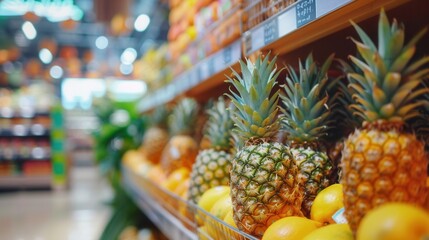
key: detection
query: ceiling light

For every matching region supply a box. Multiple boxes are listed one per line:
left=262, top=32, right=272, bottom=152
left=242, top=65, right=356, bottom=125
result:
left=39, top=48, right=53, bottom=64
left=22, top=21, right=37, bottom=40
left=119, top=63, right=133, bottom=75
left=95, top=36, right=108, bottom=50
left=50, top=65, right=63, bottom=79
left=134, top=14, right=150, bottom=32
left=120, top=48, right=137, bottom=65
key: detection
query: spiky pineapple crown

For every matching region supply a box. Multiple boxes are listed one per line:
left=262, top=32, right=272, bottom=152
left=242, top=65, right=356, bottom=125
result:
left=150, top=105, right=170, bottom=128
left=226, top=54, right=281, bottom=143
left=169, top=98, right=199, bottom=136
left=280, top=53, right=335, bottom=147
left=333, top=59, right=363, bottom=136
left=348, top=9, right=429, bottom=129
left=204, top=96, right=234, bottom=151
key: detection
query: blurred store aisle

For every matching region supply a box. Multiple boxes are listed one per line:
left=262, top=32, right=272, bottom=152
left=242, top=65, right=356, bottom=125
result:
left=0, top=166, right=112, bottom=240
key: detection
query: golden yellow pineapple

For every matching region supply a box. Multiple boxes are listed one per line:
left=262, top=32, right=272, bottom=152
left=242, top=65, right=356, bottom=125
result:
left=161, top=98, right=199, bottom=175
left=140, top=106, right=170, bottom=164
left=341, top=10, right=429, bottom=232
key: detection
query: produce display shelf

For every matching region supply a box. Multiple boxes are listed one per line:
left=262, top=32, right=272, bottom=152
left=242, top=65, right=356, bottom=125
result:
left=138, top=0, right=413, bottom=113
left=138, top=40, right=242, bottom=113
left=122, top=166, right=258, bottom=240
left=122, top=167, right=198, bottom=240
left=0, top=175, right=51, bottom=188
left=243, top=0, right=410, bottom=56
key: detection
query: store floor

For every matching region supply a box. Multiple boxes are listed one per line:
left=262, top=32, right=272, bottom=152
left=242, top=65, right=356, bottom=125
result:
left=0, top=166, right=112, bottom=240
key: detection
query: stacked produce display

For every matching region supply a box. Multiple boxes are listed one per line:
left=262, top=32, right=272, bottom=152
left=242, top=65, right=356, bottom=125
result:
left=168, top=0, right=242, bottom=77
left=122, top=8, right=429, bottom=240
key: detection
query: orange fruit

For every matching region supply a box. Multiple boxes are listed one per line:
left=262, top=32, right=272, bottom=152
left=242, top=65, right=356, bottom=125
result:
left=262, top=216, right=322, bottom=240
left=161, top=167, right=190, bottom=191
left=303, top=224, right=353, bottom=240
left=357, top=203, right=429, bottom=240
left=311, top=184, right=343, bottom=224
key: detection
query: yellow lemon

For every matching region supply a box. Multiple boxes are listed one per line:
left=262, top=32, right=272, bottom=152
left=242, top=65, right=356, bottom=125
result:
left=223, top=210, right=237, bottom=228
left=210, top=194, right=232, bottom=220
left=197, top=186, right=230, bottom=212
left=311, top=184, right=343, bottom=224
left=357, top=203, right=429, bottom=240
left=173, top=178, right=190, bottom=196
left=223, top=210, right=241, bottom=239
left=303, top=224, right=353, bottom=240
left=262, top=216, right=322, bottom=240
left=161, top=167, right=190, bottom=191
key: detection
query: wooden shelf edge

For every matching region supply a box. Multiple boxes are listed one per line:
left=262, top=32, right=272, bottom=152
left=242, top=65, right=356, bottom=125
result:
left=258, top=0, right=412, bottom=56
left=0, top=175, right=51, bottom=188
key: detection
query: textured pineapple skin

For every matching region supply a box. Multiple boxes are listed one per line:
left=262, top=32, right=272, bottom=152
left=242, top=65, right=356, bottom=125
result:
left=328, top=139, right=345, bottom=183
left=142, top=126, right=169, bottom=164
left=291, top=147, right=332, bottom=217
left=188, top=149, right=231, bottom=203
left=341, top=129, right=428, bottom=232
left=230, top=142, right=304, bottom=238
left=160, top=135, right=198, bottom=175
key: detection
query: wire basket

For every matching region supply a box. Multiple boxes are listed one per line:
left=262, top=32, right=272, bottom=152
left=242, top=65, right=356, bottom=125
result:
left=123, top=165, right=260, bottom=240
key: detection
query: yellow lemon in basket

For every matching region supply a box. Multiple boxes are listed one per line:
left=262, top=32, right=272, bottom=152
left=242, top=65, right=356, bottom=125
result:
left=197, top=186, right=230, bottom=212
left=198, top=225, right=214, bottom=240
left=262, top=216, right=322, bottom=240
left=210, top=194, right=232, bottom=220
left=223, top=210, right=241, bottom=240
left=303, top=224, right=353, bottom=240
left=173, top=178, right=190, bottom=196
left=223, top=210, right=237, bottom=228
left=197, top=186, right=230, bottom=226
left=147, top=164, right=167, bottom=184
left=161, top=167, right=190, bottom=192
left=311, top=184, right=343, bottom=224
left=357, top=203, right=429, bottom=240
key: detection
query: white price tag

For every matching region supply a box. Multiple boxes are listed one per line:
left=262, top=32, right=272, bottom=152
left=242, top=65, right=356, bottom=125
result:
left=316, top=0, right=353, bottom=18
left=278, top=6, right=297, bottom=37
left=332, top=207, right=348, bottom=224
left=251, top=26, right=264, bottom=53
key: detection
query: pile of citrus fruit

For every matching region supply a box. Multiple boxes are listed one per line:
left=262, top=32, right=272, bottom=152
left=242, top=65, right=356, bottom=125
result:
left=123, top=146, right=429, bottom=240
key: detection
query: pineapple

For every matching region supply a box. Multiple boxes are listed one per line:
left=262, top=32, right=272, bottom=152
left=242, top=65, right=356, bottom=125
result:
left=280, top=53, right=335, bottom=216
left=342, top=10, right=429, bottom=232
left=226, top=55, right=303, bottom=237
left=160, top=98, right=199, bottom=175
left=328, top=60, right=363, bottom=183
left=140, top=105, right=170, bottom=164
left=188, top=97, right=234, bottom=203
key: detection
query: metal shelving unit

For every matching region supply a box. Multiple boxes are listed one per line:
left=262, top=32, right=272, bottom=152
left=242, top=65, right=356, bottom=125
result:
left=122, top=166, right=258, bottom=240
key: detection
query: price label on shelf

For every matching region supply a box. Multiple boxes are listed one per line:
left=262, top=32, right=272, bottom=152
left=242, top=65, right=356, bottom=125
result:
left=264, top=18, right=279, bottom=45
left=223, top=46, right=232, bottom=65
left=213, top=53, right=224, bottom=73
left=278, top=6, right=297, bottom=37
left=316, top=0, right=353, bottom=18
left=189, top=69, right=199, bottom=87
left=199, top=61, right=210, bottom=80
left=296, top=0, right=316, bottom=27
left=250, top=26, right=264, bottom=54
